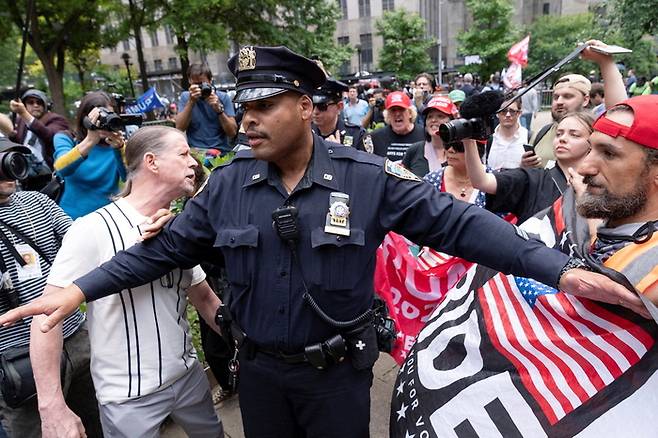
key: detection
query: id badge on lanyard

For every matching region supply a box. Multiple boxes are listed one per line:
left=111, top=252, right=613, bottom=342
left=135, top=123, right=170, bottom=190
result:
left=14, top=243, right=42, bottom=281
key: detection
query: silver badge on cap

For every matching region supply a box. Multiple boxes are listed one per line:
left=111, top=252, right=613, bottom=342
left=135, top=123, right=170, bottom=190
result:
left=324, top=192, right=351, bottom=236
left=239, top=46, right=256, bottom=71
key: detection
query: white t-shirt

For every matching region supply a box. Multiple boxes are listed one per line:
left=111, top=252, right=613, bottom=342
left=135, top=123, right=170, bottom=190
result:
left=487, top=124, right=529, bottom=170
left=48, top=198, right=205, bottom=404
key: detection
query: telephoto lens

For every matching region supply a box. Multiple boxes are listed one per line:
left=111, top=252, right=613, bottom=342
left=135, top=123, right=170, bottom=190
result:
left=0, top=152, right=29, bottom=181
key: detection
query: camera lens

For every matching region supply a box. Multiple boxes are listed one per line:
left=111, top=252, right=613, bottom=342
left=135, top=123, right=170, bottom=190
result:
left=0, top=152, right=29, bottom=181
left=438, top=119, right=476, bottom=143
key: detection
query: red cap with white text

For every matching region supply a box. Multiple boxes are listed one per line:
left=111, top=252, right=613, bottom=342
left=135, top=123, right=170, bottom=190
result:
left=385, top=91, right=412, bottom=110
left=593, top=95, right=658, bottom=150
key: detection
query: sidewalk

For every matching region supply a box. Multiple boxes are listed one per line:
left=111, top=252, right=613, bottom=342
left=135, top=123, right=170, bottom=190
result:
left=163, top=354, right=399, bottom=437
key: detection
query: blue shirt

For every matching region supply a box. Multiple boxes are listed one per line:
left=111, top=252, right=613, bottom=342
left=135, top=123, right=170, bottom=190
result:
left=179, top=90, right=236, bottom=152
left=54, top=133, right=126, bottom=219
left=75, top=136, right=569, bottom=351
left=342, top=99, right=369, bottom=126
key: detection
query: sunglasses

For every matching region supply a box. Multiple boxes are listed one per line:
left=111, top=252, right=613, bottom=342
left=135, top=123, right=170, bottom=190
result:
left=498, top=108, right=521, bottom=116
left=445, top=141, right=465, bottom=152
left=313, top=102, right=338, bottom=112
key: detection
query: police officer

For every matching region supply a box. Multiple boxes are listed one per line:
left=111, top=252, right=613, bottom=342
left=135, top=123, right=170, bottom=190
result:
left=2, top=46, right=648, bottom=438
left=311, top=78, right=372, bottom=152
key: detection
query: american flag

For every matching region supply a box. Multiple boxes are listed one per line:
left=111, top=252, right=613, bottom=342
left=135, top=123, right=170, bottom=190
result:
left=479, top=273, right=654, bottom=425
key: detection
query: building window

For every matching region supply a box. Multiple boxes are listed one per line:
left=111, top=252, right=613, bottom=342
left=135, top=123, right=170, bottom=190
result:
left=337, top=36, right=350, bottom=75
left=382, top=0, right=394, bottom=11
left=542, top=2, right=550, bottom=14
left=122, top=39, right=130, bottom=51
left=165, top=26, right=175, bottom=45
left=150, top=31, right=159, bottom=47
left=154, top=59, right=163, bottom=71
left=358, top=0, right=370, bottom=17
left=359, top=33, right=373, bottom=70
left=168, top=57, right=178, bottom=70
left=337, top=0, right=348, bottom=19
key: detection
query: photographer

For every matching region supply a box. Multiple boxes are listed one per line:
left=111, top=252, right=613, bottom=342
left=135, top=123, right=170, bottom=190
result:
left=53, top=92, right=126, bottom=219
left=0, top=137, right=102, bottom=438
left=0, top=90, right=69, bottom=191
left=361, top=88, right=386, bottom=130
left=176, top=64, right=237, bottom=156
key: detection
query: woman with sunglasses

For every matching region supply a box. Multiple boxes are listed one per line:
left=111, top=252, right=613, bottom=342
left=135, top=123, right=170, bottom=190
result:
left=402, top=96, right=458, bottom=178
left=424, top=140, right=489, bottom=207
left=465, top=111, right=595, bottom=223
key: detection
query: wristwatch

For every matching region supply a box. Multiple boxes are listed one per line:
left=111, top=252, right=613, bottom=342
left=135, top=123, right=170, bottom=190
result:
left=216, top=103, right=224, bottom=115
left=557, top=257, right=590, bottom=284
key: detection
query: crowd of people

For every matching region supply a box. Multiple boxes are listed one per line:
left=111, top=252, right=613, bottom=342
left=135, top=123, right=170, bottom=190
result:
left=0, top=37, right=655, bottom=438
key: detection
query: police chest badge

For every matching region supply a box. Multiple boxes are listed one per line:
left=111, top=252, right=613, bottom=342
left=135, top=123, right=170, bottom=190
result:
left=343, top=134, right=354, bottom=147
left=239, top=46, right=256, bottom=71
left=324, top=192, right=351, bottom=236
left=384, top=159, right=421, bottom=181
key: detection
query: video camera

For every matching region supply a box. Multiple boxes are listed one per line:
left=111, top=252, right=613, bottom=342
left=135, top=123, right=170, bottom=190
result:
left=438, top=91, right=504, bottom=142
left=84, top=108, right=144, bottom=133
left=0, top=152, right=28, bottom=181
left=375, top=97, right=385, bottom=110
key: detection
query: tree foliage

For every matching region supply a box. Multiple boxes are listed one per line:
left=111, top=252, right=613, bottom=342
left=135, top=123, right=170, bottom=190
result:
left=612, top=0, right=658, bottom=43
left=458, top=0, right=516, bottom=79
left=375, top=10, right=434, bottom=82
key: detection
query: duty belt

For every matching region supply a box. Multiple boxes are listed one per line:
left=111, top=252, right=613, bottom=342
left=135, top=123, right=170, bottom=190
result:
left=249, top=335, right=346, bottom=370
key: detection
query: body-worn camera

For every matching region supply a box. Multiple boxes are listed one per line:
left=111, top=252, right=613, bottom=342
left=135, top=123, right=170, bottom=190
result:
left=85, top=108, right=144, bottom=132
left=438, top=117, right=491, bottom=142
left=0, top=152, right=29, bottom=181
left=199, top=82, right=216, bottom=99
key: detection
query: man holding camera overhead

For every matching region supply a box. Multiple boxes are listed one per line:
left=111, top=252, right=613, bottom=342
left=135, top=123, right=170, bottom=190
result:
left=176, top=64, right=238, bottom=157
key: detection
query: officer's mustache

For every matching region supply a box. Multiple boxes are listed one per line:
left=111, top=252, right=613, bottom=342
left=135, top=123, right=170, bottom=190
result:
left=245, top=128, right=269, bottom=139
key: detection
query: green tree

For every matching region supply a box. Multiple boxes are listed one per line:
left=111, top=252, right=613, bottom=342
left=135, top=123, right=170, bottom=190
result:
left=458, top=0, right=516, bottom=79
left=0, top=0, right=113, bottom=114
left=612, top=0, right=658, bottom=43
left=375, top=10, right=434, bottom=82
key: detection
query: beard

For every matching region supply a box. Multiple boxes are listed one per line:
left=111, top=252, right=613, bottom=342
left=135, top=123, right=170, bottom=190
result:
left=577, top=173, right=649, bottom=221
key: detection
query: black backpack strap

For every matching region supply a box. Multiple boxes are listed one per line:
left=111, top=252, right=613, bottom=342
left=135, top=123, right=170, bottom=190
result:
left=0, top=219, right=53, bottom=266
left=533, top=123, right=552, bottom=146
left=484, top=135, right=494, bottom=162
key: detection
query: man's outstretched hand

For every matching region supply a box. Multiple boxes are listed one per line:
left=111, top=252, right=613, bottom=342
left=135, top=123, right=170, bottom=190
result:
left=559, top=268, right=650, bottom=319
left=0, top=284, right=86, bottom=332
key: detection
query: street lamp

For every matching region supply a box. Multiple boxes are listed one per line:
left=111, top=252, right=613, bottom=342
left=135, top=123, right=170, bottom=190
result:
left=437, top=0, right=443, bottom=88
left=121, top=52, right=136, bottom=97
left=355, top=44, right=362, bottom=77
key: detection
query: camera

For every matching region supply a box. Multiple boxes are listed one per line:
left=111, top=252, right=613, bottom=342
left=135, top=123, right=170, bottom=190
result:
left=199, top=82, right=215, bottom=100
left=438, top=117, right=491, bottom=142
left=85, top=108, right=144, bottom=132
left=0, top=152, right=29, bottom=181
left=375, top=97, right=385, bottom=109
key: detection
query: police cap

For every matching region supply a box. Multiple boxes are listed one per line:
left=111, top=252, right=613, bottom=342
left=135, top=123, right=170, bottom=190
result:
left=228, top=46, right=327, bottom=103
left=312, top=78, right=348, bottom=105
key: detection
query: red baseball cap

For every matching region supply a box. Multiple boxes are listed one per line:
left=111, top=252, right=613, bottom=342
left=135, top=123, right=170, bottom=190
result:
left=593, top=95, right=658, bottom=150
left=422, top=96, right=458, bottom=117
left=385, top=91, right=412, bottom=110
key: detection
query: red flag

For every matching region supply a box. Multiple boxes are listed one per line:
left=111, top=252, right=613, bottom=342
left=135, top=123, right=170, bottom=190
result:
left=508, top=35, right=530, bottom=67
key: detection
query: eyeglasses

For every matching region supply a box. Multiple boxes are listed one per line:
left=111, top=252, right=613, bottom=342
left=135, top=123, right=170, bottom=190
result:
left=313, top=102, right=337, bottom=112
left=445, top=141, right=465, bottom=152
left=498, top=108, right=521, bottom=116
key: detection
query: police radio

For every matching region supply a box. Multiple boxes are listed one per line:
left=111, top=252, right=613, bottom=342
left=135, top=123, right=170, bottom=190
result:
left=272, top=205, right=299, bottom=243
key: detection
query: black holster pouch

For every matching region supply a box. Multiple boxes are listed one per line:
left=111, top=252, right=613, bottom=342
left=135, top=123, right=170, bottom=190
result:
left=344, top=324, right=379, bottom=371
left=305, top=334, right=347, bottom=370
left=0, top=345, right=66, bottom=408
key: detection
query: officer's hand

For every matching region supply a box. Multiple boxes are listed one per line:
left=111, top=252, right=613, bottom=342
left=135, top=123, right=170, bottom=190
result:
left=207, top=93, right=224, bottom=114
left=0, top=284, right=85, bottom=333
left=188, top=84, right=202, bottom=102
left=520, top=150, right=542, bottom=168
left=559, top=268, right=650, bottom=319
left=9, top=99, right=29, bottom=118
left=325, top=130, right=341, bottom=144
left=40, top=401, right=86, bottom=438
left=137, top=208, right=173, bottom=242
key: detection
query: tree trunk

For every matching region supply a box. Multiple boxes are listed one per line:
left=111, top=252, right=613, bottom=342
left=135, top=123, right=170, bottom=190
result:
left=128, top=0, right=149, bottom=95
left=40, top=56, right=66, bottom=116
left=176, top=33, right=190, bottom=90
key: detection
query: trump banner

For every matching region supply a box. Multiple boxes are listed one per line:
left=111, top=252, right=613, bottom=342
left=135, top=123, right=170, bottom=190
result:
left=125, top=87, right=165, bottom=114
left=504, top=35, right=530, bottom=90
left=390, top=190, right=658, bottom=437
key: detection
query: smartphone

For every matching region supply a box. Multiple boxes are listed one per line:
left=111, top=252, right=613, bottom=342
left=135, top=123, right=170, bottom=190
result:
left=523, top=143, right=536, bottom=154
left=589, top=44, right=632, bottom=55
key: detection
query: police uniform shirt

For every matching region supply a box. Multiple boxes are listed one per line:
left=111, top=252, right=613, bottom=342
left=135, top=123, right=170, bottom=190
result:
left=311, top=118, right=368, bottom=151
left=75, top=135, right=570, bottom=352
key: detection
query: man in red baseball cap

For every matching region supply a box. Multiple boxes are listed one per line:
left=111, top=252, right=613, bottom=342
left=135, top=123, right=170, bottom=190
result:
left=577, top=95, right=658, bottom=304
left=369, top=91, right=425, bottom=160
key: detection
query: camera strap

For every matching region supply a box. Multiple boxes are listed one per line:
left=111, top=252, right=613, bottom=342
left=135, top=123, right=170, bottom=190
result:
left=0, top=218, right=53, bottom=266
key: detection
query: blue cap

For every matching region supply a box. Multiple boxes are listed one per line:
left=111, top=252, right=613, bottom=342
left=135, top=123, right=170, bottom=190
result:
left=228, top=46, right=327, bottom=103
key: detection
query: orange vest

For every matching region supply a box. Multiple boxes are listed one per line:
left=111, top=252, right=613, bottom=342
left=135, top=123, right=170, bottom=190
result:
left=603, top=232, right=658, bottom=294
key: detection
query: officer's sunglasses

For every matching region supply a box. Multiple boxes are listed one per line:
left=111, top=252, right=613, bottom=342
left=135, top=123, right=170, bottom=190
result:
left=313, top=101, right=338, bottom=112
